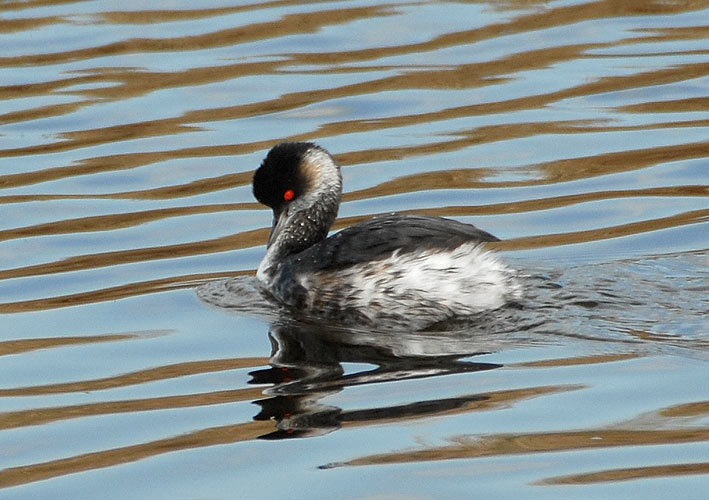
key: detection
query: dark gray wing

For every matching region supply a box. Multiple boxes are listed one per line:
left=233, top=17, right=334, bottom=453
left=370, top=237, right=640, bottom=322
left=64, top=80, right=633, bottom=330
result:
left=290, top=214, right=499, bottom=272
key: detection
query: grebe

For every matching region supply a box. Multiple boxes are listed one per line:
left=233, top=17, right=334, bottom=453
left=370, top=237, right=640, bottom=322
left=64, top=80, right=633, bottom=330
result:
left=253, top=142, right=520, bottom=329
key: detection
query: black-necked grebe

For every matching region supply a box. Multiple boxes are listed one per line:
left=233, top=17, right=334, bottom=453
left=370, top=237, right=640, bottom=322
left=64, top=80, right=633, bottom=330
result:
left=253, top=142, right=520, bottom=329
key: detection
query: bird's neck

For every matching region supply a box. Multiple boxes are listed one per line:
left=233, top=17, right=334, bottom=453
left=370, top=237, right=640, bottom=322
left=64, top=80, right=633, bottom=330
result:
left=257, top=190, right=340, bottom=282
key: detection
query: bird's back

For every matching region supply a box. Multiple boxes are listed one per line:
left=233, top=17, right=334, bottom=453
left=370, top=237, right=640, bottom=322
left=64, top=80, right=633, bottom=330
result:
left=289, top=214, right=499, bottom=272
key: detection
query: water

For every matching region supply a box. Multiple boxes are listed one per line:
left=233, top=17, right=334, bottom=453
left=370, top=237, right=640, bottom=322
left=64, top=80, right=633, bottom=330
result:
left=1, top=0, right=708, bottom=498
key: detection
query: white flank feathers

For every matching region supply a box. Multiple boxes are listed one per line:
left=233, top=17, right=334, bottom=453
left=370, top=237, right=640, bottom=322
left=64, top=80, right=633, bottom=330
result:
left=298, top=242, right=521, bottom=329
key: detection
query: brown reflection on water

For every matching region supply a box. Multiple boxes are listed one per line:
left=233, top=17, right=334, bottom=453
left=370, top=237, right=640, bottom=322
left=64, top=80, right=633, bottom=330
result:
left=0, top=386, right=266, bottom=431
left=619, top=96, right=709, bottom=114
left=0, top=204, right=244, bottom=241
left=2, top=108, right=706, bottom=199
left=660, top=401, right=709, bottom=418
left=0, top=153, right=254, bottom=192
left=0, top=4, right=396, bottom=68
left=0, top=333, right=138, bottom=356
left=0, top=15, right=60, bottom=34
left=4, top=57, right=706, bottom=177
left=337, top=421, right=709, bottom=473
left=0, top=270, right=248, bottom=313
left=289, top=0, right=708, bottom=64
left=341, top=138, right=709, bottom=191
left=535, top=141, right=709, bottom=184
left=97, top=1, right=339, bottom=24
left=347, top=175, right=707, bottom=205
left=0, top=356, right=268, bottom=396
left=1, top=0, right=707, bottom=193
left=513, top=352, right=640, bottom=368
left=0, top=230, right=265, bottom=280
left=543, top=461, right=709, bottom=485
left=0, top=419, right=274, bottom=489
left=496, top=208, right=708, bottom=251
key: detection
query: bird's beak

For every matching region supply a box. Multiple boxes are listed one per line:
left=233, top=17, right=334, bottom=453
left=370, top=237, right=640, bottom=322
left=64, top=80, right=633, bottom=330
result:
left=267, top=209, right=288, bottom=248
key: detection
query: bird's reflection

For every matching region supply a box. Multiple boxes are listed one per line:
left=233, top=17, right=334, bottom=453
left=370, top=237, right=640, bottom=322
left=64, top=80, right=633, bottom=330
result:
left=197, top=275, right=541, bottom=439
left=248, top=321, right=503, bottom=439
left=199, top=250, right=709, bottom=439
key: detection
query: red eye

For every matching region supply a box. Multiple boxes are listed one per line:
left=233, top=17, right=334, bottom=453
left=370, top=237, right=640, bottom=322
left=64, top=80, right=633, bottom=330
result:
left=283, top=189, right=295, bottom=201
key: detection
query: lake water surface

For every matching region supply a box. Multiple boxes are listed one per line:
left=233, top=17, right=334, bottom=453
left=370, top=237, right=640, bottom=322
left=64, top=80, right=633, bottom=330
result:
left=1, top=0, right=708, bottom=498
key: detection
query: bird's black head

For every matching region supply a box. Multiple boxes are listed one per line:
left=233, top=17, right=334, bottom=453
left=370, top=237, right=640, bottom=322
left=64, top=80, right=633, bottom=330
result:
left=253, top=142, right=315, bottom=212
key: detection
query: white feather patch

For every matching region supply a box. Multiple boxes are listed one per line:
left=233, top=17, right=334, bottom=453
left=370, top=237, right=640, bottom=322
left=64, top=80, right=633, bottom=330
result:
left=298, top=242, right=521, bottom=329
